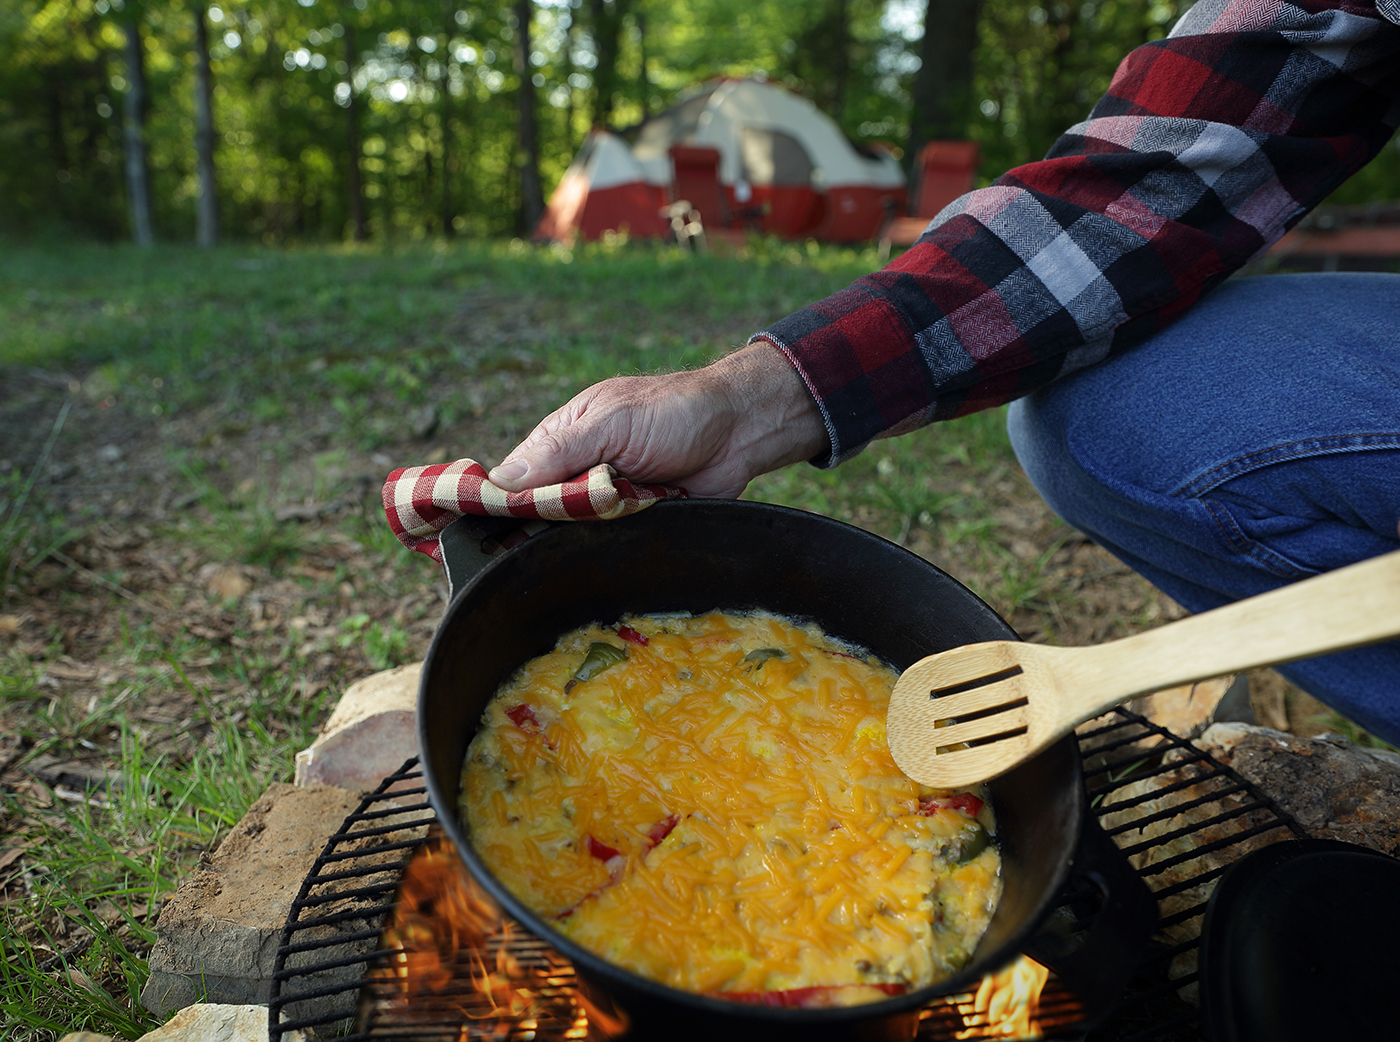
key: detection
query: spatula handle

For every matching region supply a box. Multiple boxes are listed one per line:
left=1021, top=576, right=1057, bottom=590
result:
left=1066, top=547, right=1400, bottom=710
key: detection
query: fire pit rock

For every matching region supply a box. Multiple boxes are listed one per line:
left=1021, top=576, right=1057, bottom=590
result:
left=61, top=1003, right=307, bottom=1042
left=140, top=781, right=424, bottom=1021
left=1195, top=722, right=1400, bottom=855
left=294, top=663, right=420, bottom=793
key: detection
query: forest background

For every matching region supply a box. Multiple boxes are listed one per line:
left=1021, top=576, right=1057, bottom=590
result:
left=7, top=0, right=1399, bottom=247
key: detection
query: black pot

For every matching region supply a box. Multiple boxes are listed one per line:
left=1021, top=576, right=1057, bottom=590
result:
left=417, top=499, right=1127, bottom=1041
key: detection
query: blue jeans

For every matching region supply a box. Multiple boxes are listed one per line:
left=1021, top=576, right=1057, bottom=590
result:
left=1007, top=272, right=1400, bottom=744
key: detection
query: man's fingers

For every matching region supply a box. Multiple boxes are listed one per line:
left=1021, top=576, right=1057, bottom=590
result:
left=488, top=393, right=615, bottom=490
left=490, top=428, right=605, bottom=489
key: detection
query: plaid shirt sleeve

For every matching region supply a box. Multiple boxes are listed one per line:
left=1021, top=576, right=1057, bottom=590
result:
left=752, top=0, right=1400, bottom=467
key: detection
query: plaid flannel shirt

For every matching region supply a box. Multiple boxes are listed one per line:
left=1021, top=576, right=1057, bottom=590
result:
left=753, top=0, right=1400, bottom=467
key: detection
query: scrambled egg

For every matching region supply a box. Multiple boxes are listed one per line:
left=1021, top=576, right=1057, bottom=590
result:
left=460, top=610, right=1001, bottom=1006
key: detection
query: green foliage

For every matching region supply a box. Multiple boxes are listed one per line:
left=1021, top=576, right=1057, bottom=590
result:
left=970, top=0, right=1190, bottom=175
left=2, top=0, right=1395, bottom=244
left=338, top=611, right=413, bottom=671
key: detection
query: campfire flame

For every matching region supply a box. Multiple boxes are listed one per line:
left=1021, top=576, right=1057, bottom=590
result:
left=950, top=954, right=1051, bottom=1039
left=363, top=827, right=599, bottom=1038
left=366, top=829, right=1058, bottom=1040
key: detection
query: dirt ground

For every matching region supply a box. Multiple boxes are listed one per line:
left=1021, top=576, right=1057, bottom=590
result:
left=0, top=349, right=1331, bottom=796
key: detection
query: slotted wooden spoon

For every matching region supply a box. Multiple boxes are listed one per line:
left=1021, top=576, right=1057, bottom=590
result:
left=887, top=547, right=1400, bottom=788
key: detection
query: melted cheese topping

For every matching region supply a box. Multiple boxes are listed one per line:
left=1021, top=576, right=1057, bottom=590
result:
left=460, top=611, right=1001, bottom=1005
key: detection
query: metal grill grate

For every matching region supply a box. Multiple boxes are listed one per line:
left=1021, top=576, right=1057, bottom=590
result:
left=1073, top=710, right=1304, bottom=1042
left=268, top=708, right=1304, bottom=1041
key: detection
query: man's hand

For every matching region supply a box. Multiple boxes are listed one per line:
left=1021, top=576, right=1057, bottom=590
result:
left=487, top=343, right=827, bottom=499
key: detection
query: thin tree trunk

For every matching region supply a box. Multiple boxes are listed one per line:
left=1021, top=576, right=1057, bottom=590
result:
left=906, top=0, right=981, bottom=170
left=829, top=0, right=849, bottom=121
left=441, top=2, right=456, bottom=236
left=343, top=22, right=368, bottom=241
left=122, top=14, right=154, bottom=246
left=562, top=13, right=577, bottom=150
left=513, top=0, right=543, bottom=234
left=588, top=0, right=629, bottom=128
left=636, top=8, right=648, bottom=117
left=193, top=3, right=219, bottom=247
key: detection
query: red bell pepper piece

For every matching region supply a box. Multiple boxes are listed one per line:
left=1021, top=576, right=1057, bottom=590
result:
left=617, top=625, right=649, bottom=646
left=587, top=836, right=622, bottom=861
left=717, top=983, right=907, bottom=1007
left=919, top=793, right=984, bottom=818
left=506, top=704, right=542, bottom=733
left=645, top=813, right=681, bottom=848
left=504, top=703, right=557, bottom=749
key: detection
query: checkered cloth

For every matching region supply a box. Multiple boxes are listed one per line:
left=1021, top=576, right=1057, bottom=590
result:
left=754, top=0, right=1400, bottom=467
left=382, top=458, right=687, bottom=565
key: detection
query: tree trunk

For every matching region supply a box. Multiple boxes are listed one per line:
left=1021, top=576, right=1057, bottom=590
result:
left=122, top=14, right=154, bottom=246
left=514, top=0, right=544, bottom=234
left=828, top=0, right=850, bottom=121
left=906, top=0, right=981, bottom=170
left=786, top=0, right=852, bottom=121
left=588, top=0, right=629, bottom=128
left=441, top=2, right=456, bottom=237
left=193, top=4, right=219, bottom=247
left=562, top=12, right=577, bottom=150
left=636, top=8, right=649, bottom=117
left=343, top=22, right=368, bottom=241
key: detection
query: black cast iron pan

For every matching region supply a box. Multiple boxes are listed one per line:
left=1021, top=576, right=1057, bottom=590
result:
left=417, top=499, right=1151, bottom=1041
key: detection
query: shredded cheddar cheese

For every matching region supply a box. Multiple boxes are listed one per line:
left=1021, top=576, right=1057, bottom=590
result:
left=460, top=611, right=1002, bottom=1006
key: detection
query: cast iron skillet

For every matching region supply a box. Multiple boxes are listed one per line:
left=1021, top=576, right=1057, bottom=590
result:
left=1200, top=838, right=1400, bottom=1042
left=417, top=499, right=1142, bottom=1041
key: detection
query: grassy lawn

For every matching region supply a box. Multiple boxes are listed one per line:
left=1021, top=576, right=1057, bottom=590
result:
left=0, top=235, right=1336, bottom=1039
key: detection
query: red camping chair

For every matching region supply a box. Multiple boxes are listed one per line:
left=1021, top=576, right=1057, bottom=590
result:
left=880, top=141, right=979, bottom=255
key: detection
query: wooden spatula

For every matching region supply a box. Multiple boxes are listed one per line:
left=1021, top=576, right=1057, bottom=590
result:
left=887, top=547, right=1400, bottom=788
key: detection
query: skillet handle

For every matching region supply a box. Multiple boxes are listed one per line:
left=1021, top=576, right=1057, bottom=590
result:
left=1023, top=814, right=1158, bottom=1018
left=439, top=514, right=539, bottom=602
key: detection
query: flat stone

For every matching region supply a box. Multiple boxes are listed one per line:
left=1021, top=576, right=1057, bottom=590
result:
left=140, top=784, right=364, bottom=1019
left=139, top=1004, right=303, bottom=1042
left=294, top=663, right=420, bottom=792
left=60, top=1004, right=307, bottom=1042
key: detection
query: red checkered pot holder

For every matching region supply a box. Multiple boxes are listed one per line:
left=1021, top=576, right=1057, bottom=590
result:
left=382, top=458, right=687, bottom=565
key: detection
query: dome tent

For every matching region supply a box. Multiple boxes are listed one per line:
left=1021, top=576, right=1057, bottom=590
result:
left=533, top=78, right=907, bottom=244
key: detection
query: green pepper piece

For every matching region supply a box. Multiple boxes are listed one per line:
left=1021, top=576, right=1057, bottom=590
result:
left=955, top=823, right=991, bottom=865
left=742, top=648, right=785, bottom=668
left=567, top=641, right=627, bottom=691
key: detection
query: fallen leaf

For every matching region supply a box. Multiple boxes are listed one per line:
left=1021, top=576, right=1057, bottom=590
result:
left=205, top=565, right=252, bottom=600
left=42, top=661, right=98, bottom=682
left=0, top=844, right=32, bottom=872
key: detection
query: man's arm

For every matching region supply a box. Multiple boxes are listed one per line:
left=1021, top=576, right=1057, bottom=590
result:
left=491, top=0, right=1399, bottom=496
left=758, top=0, right=1400, bottom=467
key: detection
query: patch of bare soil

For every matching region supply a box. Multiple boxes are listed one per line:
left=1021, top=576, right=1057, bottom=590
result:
left=0, top=354, right=558, bottom=799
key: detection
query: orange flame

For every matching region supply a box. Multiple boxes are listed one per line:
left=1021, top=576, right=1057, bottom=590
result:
left=952, top=954, right=1051, bottom=1039
left=362, top=828, right=601, bottom=1037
